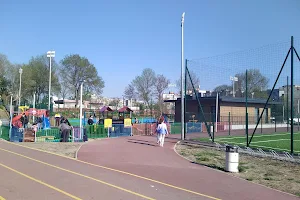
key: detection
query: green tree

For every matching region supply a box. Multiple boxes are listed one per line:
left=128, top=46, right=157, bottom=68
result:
left=235, top=69, right=269, bottom=99
left=213, top=84, right=232, bottom=96
left=20, top=55, right=61, bottom=104
left=60, top=54, right=105, bottom=107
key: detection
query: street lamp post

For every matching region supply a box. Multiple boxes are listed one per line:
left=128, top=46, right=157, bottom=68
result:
left=47, top=51, right=55, bottom=111
left=181, top=12, right=185, bottom=141
left=18, top=68, right=23, bottom=114
left=79, top=80, right=86, bottom=140
left=9, top=93, right=13, bottom=140
left=230, top=76, right=238, bottom=97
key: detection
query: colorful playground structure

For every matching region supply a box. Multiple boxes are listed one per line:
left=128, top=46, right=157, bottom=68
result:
left=4, top=105, right=187, bottom=143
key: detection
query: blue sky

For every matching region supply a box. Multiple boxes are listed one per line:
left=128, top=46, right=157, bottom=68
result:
left=1, top=0, right=300, bottom=98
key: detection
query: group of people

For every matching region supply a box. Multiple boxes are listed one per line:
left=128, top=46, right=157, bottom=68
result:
left=155, top=116, right=169, bottom=147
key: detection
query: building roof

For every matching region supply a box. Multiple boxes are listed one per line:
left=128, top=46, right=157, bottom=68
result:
left=118, top=106, right=133, bottom=112
left=164, top=96, right=282, bottom=105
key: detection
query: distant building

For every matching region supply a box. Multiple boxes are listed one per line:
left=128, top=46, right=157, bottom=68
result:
left=165, top=95, right=281, bottom=124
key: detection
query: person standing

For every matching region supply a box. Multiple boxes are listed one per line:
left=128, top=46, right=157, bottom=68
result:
left=156, top=116, right=169, bottom=147
left=87, top=115, right=94, bottom=135
left=59, top=118, right=72, bottom=142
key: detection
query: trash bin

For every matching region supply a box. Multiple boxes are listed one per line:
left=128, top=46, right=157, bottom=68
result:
left=225, top=145, right=239, bottom=172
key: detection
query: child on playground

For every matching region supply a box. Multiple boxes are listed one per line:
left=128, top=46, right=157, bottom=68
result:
left=31, top=122, right=38, bottom=136
left=156, top=116, right=169, bottom=147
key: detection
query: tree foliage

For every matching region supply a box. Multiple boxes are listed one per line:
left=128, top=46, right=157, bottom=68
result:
left=176, top=70, right=200, bottom=93
left=60, top=54, right=105, bottom=107
left=235, top=69, right=269, bottom=98
left=131, top=68, right=156, bottom=108
left=22, top=55, right=61, bottom=104
left=109, top=98, right=122, bottom=110
left=125, top=68, right=170, bottom=115
left=154, top=74, right=170, bottom=113
left=213, top=84, right=232, bottom=96
left=213, top=69, right=269, bottom=98
left=124, top=84, right=136, bottom=100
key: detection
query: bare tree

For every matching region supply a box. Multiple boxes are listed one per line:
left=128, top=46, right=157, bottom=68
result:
left=154, top=74, right=170, bottom=114
left=176, top=70, right=200, bottom=94
left=124, top=84, right=136, bottom=100
left=109, top=98, right=121, bottom=110
left=132, top=68, right=156, bottom=108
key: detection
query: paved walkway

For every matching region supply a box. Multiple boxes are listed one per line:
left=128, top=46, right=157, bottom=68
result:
left=0, top=140, right=215, bottom=200
left=77, top=135, right=299, bottom=200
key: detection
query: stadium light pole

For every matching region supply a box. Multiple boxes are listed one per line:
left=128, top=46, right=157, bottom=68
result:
left=18, top=68, right=23, bottom=114
left=47, top=50, right=55, bottom=111
left=230, top=76, right=238, bottom=97
left=181, top=12, right=185, bottom=141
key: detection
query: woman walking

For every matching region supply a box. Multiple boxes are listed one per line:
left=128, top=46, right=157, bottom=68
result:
left=156, top=116, right=169, bottom=147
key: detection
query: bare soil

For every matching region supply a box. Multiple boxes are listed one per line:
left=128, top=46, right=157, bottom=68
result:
left=175, top=143, right=300, bottom=197
left=19, top=142, right=83, bottom=158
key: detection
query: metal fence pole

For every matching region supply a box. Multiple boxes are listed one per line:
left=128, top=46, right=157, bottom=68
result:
left=290, top=36, right=294, bottom=154
left=228, top=112, right=231, bottom=136
left=246, top=69, right=249, bottom=146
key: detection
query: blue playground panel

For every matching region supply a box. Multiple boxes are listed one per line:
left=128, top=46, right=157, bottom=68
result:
left=133, top=117, right=156, bottom=123
left=186, top=122, right=202, bottom=133
left=10, top=127, right=23, bottom=142
left=109, top=124, right=132, bottom=138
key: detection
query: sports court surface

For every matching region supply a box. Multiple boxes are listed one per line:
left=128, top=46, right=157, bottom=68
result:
left=0, top=135, right=299, bottom=200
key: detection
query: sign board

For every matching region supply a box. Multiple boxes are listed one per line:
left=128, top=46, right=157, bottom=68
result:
left=124, top=118, right=132, bottom=127
left=104, top=119, right=112, bottom=128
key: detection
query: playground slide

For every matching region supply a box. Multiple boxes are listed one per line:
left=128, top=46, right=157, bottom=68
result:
left=43, top=116, right=51, bottom=129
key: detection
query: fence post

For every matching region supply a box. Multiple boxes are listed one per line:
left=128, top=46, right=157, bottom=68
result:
left=287, top=76, right=289, bottom=132
left=212, top=123, right=215, bottom=143
left=261, top=116, right=263, bottom=134
left=290, top=36, right=294, bottom=155
left=275, top=117, right=277, bottom=132
left=245, top=69, right=248, bottom=146
left=228, top=112, right=231, bottom=136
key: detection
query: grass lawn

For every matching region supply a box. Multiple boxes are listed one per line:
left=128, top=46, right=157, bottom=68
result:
left=195, top=132, right=300, bottom=153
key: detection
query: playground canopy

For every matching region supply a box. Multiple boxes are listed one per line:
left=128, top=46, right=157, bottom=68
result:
left=118, top=106, right=133, bottom=113
left=99, top=106, right=113, bottom=112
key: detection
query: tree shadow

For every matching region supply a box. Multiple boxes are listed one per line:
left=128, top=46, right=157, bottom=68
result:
left=127, top=140, right=157, bottom=147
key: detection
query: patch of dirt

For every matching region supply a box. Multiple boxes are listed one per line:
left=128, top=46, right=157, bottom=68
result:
left=176, top=143, right=300, bottom=197
left=20, top=142, right=83, bottom=158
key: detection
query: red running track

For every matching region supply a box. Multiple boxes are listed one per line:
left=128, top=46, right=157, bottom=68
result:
left=77, top=135, right=299, bottom=200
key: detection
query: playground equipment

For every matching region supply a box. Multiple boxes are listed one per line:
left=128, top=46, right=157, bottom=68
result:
left=10, top=108, right=51, bottom=142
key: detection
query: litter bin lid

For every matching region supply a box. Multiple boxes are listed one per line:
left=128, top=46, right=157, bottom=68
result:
left=226, top=145, right=238, bottom=152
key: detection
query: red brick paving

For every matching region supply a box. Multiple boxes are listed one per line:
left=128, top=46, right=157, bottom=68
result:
left=77, top=135, right=299, bottom=200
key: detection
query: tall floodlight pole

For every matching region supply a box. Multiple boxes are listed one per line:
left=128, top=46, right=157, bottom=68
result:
left=47, top=51, right=55, bottom=111
left=230, top=76, right=238, bottom=97
left=18, top=68, right=23, bottom=114
left=181, top=12, right=185, bottom=140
